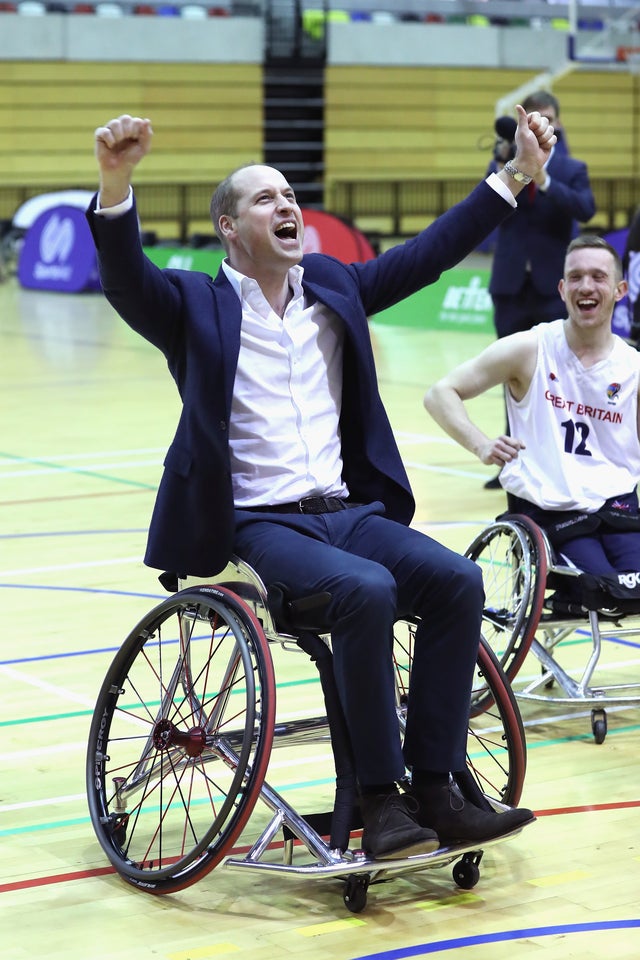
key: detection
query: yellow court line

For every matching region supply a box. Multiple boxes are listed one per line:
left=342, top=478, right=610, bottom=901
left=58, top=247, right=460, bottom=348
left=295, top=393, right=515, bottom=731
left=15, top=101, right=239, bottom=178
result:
left=168, top=944, right=240, bottom=959
left=417, top=892, right=483, bottom=911
left=296, top=917, right=367, bottom=937
left=528, top=870, right=592, bottom=887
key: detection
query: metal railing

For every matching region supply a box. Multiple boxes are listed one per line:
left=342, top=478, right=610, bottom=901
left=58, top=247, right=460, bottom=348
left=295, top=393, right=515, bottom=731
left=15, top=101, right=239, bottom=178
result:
left=2, top=176, right=638, bottom=246
left=328, top=176, right=640, bottom=237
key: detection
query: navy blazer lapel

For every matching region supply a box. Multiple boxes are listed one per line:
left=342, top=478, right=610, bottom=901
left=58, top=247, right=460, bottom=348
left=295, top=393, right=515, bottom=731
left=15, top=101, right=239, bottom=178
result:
left=302, top=278, right=359, bottom=336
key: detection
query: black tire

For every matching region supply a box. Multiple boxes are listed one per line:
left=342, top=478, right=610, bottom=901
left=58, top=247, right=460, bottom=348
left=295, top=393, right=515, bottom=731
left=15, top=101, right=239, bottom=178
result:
left=466, top=516, right=547, bottom=692
left=86, top=585, right=276, bottom=894
left=393, top=620, right=527, bottom=808
left=591, top=708, right=607, bottom=745
left=343, top=874, right=369, bottom=912
left=469, top=638, right=527, bottom=806
left=452, top=857, right=480, bottom=889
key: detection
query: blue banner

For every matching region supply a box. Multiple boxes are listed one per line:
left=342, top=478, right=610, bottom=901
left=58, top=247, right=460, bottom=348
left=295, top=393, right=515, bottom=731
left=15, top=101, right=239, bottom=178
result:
left=18, top=205, right=101, bottom=293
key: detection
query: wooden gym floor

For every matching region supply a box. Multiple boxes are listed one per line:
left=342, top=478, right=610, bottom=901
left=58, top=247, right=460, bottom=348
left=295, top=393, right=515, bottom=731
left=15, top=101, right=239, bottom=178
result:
left=1, top=272, right=639, bottom=960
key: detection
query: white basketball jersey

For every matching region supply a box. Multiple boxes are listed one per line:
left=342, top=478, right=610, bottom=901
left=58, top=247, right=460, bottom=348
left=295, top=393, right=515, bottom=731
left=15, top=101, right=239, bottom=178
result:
left=501, top=319, right=640, bottom=511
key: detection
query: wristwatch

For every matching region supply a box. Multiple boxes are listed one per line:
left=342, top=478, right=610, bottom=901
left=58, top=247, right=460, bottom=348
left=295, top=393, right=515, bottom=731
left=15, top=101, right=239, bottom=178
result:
left=503, top=160, right=533, bottom=185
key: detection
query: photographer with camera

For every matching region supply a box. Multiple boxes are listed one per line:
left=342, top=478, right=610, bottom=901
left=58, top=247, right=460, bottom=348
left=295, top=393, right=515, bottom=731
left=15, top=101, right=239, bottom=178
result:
left=483, top=90, right=596, bottom=488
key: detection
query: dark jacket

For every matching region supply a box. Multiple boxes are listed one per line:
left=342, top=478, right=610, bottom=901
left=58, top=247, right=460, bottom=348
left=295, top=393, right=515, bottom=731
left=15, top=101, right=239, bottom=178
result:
left=623, top=207, right=640, bottom=340
left=489, top=151, right=596, bottom=297
left=87, top=181, right=515, bottom=576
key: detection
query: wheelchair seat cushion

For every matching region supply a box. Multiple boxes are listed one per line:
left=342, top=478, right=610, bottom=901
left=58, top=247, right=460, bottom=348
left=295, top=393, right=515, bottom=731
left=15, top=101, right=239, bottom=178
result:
left=266, top=582, right=332, bottom=633
left=546, top=570, right=640, bottom=616
left=579, top=570, right=640, bottom=613
left=502, top=492, right=640, bottom=548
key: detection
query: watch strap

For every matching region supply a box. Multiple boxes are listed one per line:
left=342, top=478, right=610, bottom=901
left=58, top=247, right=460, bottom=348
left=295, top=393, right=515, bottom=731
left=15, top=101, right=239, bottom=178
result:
left=503, top=160, right=533, bottom=185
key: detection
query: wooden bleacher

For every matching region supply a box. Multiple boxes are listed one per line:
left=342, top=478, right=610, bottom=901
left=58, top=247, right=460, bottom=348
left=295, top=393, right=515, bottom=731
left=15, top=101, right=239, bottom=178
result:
left=1, top=61, right=638, bottom=241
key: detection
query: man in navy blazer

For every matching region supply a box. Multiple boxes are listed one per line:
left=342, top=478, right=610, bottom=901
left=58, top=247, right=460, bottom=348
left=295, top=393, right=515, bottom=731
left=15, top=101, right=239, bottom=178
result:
left=482, top=91, right=595, bottom=489
left=489, top=149, right=596, bottom=336
left=489, top=91, right=596, bottom=338
left=88, top=109, right=553, bottom=862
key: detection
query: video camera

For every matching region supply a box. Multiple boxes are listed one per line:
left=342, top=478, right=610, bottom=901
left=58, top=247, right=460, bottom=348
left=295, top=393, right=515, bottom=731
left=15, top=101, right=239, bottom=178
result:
left=493, top=115, right=517, bottom=164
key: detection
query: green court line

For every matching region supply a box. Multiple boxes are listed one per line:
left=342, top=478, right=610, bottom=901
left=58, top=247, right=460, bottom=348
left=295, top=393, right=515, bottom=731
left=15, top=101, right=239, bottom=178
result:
left=0, top=450, right=157, bottom=490
left=524, top=721, right=640, bottom=748
left=0, top=676, right=322, bottom=727
left=4, top=721, right=639, bottom=838
left=0, top=774, right=341, bottom=837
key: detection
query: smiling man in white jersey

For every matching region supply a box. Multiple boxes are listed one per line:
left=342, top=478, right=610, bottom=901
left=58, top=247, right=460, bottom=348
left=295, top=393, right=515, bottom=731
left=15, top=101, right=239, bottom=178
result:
left=424, top=235, right=640, bottom=582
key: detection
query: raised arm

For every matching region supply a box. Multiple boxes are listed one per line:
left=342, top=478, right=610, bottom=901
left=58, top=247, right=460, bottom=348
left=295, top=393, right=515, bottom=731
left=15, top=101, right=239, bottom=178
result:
left=496, top=104, right=556, bottom=198
left=90, top=114, right=185, bottom=356
left=424, top=331, right=537, bottom=467
left=94, top=114, right=153, bottom=207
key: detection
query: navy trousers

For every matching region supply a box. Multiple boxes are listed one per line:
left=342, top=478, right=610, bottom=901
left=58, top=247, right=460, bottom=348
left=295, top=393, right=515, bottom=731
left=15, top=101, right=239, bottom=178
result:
left=233, top=501, right=484, bottom=787
left=555, top=531, right=640, bottom=577
left=507, top=492, right=640, bottom=577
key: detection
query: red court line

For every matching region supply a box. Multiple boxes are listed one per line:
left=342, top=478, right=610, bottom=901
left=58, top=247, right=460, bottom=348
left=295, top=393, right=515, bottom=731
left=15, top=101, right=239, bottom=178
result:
left=1, top=865, right=116, bottom=892
left=3, top=799, right=638, bottom=895
left=534, top=798, right=640, bottom=817
left=0, top=489, right=153, bottom=507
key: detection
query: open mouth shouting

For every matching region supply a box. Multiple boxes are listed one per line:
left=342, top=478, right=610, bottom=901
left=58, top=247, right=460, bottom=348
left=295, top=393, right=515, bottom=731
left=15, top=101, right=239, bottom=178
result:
left=274, top=220, right=299, bottom=244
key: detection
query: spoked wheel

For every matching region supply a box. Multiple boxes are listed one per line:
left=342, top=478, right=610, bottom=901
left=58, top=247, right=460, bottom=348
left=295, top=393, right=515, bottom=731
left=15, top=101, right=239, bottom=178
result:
left=393, top=621, right=527, bottom=807
left=86, top=585, right=276, bottom=894
left=468, top=638, right=527, bottom=806
left=465, top=516, right=547, bottom=695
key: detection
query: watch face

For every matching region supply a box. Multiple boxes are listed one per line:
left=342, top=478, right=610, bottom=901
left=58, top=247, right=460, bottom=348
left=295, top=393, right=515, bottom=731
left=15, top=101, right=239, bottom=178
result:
left=506, top=163, right=530, bottom=183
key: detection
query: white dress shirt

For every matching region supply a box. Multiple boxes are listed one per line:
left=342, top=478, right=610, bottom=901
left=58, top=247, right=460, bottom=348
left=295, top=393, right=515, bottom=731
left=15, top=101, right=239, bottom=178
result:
left=222, top=260, right=349, bottom=506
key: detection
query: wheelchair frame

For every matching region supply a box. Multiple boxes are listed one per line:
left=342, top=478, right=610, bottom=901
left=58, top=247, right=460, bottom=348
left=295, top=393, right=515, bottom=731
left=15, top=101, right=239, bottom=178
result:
left=466, top=514, right=640, bottom=744
left=86, top=555, right=530, bottom=912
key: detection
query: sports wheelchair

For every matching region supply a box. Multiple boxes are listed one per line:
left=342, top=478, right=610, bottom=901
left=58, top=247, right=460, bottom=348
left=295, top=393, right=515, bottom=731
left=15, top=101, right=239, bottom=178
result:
left=466, top=513, right=640, bottom=744
left=86, top=555, right=529, bottom=913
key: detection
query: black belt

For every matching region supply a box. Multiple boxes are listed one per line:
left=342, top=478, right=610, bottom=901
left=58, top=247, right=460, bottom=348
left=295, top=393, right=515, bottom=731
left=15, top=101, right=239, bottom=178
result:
left=242, top=496, right=360, bottom=515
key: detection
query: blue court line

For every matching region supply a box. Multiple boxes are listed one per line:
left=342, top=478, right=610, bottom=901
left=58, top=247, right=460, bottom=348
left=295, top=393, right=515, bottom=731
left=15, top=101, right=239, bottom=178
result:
left=354, top=919, right=640, bottom=958
left=0, top=528, right=147, bottom=540
left=0, top=582, right=166, bottom=665
left=0, top=582, right=163, bottom=600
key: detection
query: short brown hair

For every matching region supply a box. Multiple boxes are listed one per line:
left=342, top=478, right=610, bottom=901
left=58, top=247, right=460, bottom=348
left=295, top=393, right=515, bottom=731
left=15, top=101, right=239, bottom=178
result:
left=209, top=162, right=258, bottom=248
left=565, top=234, right=623, bottom=282
left=522, top=90, right=560, bottom=116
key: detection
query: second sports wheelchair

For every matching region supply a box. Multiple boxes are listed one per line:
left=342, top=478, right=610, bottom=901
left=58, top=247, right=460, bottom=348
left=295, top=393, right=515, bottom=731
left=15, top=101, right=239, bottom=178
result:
left=466, top=513, right=640, bottom=744
left=86, top=554, right=530, bottom=912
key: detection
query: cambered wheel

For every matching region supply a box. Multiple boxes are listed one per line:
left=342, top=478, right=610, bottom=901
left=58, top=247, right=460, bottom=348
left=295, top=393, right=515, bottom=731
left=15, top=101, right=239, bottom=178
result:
left=393, top=621, right=527, bottom=808
left=465, top=516, right=547, bottom=702
left=86, top=585, right=276, bottom=894
left=468, top=639, right=527, bottom=806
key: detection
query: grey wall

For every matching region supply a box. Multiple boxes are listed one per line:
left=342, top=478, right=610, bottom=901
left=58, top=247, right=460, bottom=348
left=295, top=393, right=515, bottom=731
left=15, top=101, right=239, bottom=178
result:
left=0, top=11, right=626, bottom=68
left=0, top=14, right=263, bottom=61
left=327, top=22, right=570, bottom=69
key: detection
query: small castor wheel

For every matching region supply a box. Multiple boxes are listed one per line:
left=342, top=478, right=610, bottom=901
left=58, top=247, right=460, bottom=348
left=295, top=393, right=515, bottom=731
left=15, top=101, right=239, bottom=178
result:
left=453, top=852, right=481, bottom=890
left=343, top=874, right=369, bottom=913
left=591, top=708, right=607, bottom=744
